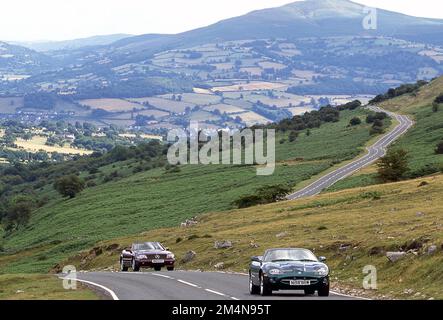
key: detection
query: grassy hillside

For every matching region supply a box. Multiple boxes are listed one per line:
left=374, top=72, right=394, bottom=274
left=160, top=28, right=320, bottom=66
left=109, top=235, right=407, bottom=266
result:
left=60, top=174, right=443, bottom=300
left=329, top=77, right=443, bottom=192
left=0, top=109, right=377, bottom=273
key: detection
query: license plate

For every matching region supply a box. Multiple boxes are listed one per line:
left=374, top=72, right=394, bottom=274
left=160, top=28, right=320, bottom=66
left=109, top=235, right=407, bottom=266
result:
left=152, top=259, right=164, bottom=264
left=290, top=280, right=310, bottom=286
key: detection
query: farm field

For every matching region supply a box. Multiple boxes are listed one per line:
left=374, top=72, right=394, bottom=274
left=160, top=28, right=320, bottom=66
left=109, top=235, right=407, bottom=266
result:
left=211, top=81, right=287, bottom=92
left=236, top=111, right=270, bottom=125
left=12, top=136, right=93, bottom=155
left=161, top=93, right=221, bottom=105
left=128, top=97, right=194, bottom=113
left=287, top=106, right=316, bottom=115
left=203, top=103, right=245, bottom=114
left=78, top=99, right=141, bottom=112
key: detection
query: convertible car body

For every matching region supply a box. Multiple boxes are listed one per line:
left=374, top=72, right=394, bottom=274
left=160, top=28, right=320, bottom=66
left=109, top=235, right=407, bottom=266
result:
left=249, top=248, right=330, bottom=296
left=120, top=242, right=175, bottom=272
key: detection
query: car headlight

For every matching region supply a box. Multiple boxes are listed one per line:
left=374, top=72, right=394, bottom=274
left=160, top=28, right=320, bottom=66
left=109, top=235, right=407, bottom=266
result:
left=167, top=253, right=175, bottom=259
left=315, top=266, right=329, bottom=276
left=137, top=255, right=147, bottom=260
left=268, top=269, right=283, bottom=275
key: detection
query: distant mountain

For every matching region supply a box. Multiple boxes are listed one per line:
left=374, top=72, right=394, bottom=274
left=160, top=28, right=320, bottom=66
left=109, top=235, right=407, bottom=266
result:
left=0, top=42, right=55, bottom=75
left=13, top=34, right=133, bottom=52
left=105, top=0, right=443, bottom=59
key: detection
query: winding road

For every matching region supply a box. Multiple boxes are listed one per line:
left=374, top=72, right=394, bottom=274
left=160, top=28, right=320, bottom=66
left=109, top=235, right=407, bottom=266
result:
left=65, top=107, right=412, bottom=301
left=72, top=271, right=361, bottom=300
left=287, top=106, right=414, bottom=200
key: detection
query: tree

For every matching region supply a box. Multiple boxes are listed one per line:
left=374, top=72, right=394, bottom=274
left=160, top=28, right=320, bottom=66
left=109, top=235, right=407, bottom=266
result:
left=232, top=184, right=292, bottom=208
left=54, top=175, right=85, bottom=198
left=435, top=141, right=443, bottom=154
left=377, top=149, right=409, bottom=182
left=349, top=117, right=362, bottom=126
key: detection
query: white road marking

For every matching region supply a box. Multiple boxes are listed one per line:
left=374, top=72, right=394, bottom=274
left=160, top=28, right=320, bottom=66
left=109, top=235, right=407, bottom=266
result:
left=177, top=279, right=201, bottom=288
left=205, top=289, right=227, bottom=297
left=60, top=277, right=119, bottom=300
left=152, top=273, right=174, bottom=279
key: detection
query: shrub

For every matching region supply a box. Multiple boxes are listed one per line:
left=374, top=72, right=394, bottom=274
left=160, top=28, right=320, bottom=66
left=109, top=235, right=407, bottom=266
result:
left=349, top=117, right=362, bottom=126
left=432, top=102, right=439, bottom=113
left=377, top=149, right=409, bottom=182
left=54, top=175, right=85, bottom=198
left=435, top=141, right=443, bottom=154
left=233, top=184, right=292, bottom=208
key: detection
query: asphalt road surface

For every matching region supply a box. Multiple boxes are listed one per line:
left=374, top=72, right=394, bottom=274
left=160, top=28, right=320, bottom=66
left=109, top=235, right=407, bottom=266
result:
left=287, top=106, right=414, bottom=200
left=73, top=271, right=361, bottom=300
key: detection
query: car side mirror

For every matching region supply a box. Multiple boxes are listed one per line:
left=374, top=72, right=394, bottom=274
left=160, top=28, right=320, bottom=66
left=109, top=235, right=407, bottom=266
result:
left=318, top=256, right=327, bottom=262
left=165, top=247, right=170, bottom=251
left=251, top=256, right=262, bottom=263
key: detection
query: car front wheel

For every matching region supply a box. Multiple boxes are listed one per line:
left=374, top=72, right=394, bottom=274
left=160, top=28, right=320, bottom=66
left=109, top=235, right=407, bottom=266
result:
left=249, top=274, right=260, bottom=295
left=120, top=259, right=128, bottom=272
left=318, top=284, right=330, bottom=297
left=167, top=267, right=174, bottom=271
left=260, top=273, right=272, bottom=296
left=154, top=266, right=162, bottom=271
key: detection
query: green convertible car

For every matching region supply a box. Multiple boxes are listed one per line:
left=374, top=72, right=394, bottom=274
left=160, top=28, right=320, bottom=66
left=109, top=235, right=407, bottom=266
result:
left=249, top=248, right=330, bottom=296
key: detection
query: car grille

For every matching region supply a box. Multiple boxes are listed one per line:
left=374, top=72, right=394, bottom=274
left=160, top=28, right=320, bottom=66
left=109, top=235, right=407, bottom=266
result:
left=146, top=254, right=167, bottom=259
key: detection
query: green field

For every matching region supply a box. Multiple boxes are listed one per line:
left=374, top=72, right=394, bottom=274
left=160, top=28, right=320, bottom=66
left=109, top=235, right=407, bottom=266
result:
left=0, top=109, right=376, bottom=273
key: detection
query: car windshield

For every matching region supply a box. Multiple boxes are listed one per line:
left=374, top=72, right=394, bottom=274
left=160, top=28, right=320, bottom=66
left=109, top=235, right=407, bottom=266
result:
left=264, top=249, right=318, bottom=262
left=133, top=242, right=164, bottom=251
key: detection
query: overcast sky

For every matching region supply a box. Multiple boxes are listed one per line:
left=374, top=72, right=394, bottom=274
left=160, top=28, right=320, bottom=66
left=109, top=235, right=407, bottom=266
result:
left=1, top=0, right=442, bottom=42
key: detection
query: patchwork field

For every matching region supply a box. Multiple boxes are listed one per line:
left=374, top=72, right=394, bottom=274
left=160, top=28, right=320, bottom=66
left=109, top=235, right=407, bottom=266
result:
left=12, top=136, right=93, bottom=155
left=129, top=97, right=194, bottom=114
left=236, top=111, right=270, bottom=125
left=78, top=99, right=141, bottom=112
left=212, top=81, right=287, bottom=92
left=203, top=103, right=245, bottom=114
left=161, top=93, right=221, bottom=105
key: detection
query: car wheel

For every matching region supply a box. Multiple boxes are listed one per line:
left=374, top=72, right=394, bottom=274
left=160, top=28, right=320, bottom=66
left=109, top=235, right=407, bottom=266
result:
left=154, top=266, right=162, bottom=271
left=318, top=284, right=330, bottom=297
left=120, top=259, right=128, bottom=272
left=167, top=267, right=174, bottom=271
left=304, top=288, right=315, bottom=295
left=249, top=274, right=260, bottom=295
left=132, top=259, right=140, bottom=272
left=259, top=273, right=272, bottom=296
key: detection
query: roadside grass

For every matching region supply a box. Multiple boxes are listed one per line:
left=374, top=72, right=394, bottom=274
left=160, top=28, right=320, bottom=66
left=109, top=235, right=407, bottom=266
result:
left=60, top=175, right=443, bottom=300
left=0, top=274, right=98, bottom=300
left=1, top=109, right=375, bottom=273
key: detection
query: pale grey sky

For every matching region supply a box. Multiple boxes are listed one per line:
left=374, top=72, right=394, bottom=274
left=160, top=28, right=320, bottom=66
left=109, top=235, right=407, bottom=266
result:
left=1, top=0, right=442, bottom=42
